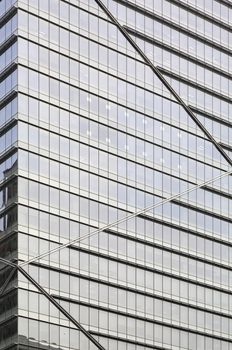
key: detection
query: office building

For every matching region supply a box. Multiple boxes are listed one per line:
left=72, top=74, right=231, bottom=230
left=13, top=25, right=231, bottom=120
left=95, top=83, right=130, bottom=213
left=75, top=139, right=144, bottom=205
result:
left=0, top=0, right=232, bottom=349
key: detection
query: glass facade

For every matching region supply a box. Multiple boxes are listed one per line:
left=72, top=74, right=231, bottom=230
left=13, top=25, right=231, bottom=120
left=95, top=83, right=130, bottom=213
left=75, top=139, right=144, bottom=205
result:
left=0, top=0, right=232, bottom=349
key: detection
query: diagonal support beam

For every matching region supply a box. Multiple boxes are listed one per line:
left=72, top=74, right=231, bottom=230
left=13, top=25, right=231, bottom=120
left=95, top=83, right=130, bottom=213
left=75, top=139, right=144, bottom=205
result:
left=0, top=266, right=17, bottom=297
left=0, top=258, right=106, bottom=350
left=94, top=0, right=232, bottom=167
left=18, top=168, right=232, bottom=269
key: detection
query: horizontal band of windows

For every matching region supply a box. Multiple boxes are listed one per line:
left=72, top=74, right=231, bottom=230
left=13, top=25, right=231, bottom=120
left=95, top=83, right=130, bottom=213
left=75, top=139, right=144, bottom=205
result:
left=18, top=142, right=232, bottom=203
left=16, top=23, right=143, bottom=65
left=17, top=34, right=171, bottom=101
left=20, top=265, right=232, bottom=320
left=54, top=297, right=232, bottom=340
left=70, top=246, right=232, bottom=293
left=160, top=68, right=231, bottom=103
left=18, top=145, right=196, bottom=196
left=17, top=6, right=142, bottom=62
left=93, top=330, right=229, bottom=350
left=163, top=76, right=232, bottom=122
left=16, top=134, right=232, bottom=200
left=17, top=113, right=227, bottom=177
left=17, top=126, right=231, bottom=212
left=18, top=214, right=232, bottom=274
left=16, top=88, right=208, bottom=142
left=14, top=68, right=230, bottom=170
left=19, top=0, right=109, bottom=25
left=20, top=251, right=232, bottom=313
left=17, top=200, right=232, bottom=253
left=19, top=145, right=232, bottom=218
left=17, top=142, right=231, bottom=221
left=19, top=282, right=232, bottom=334
left=93, top=331, right=176, bottom=350
left=126, top=27, right=231, bottom=79
left=118, top=0, right=232, bottom=31
left=190, top=105, right=232, bottom=129
left=17, top=150, right=232, bottom=227
left=123, top=25, right=231, bottom=76
left=115, top=0, right=231, bottom=54
left=18, top=257, right=232, bottom=320
left=16, top=56, right=175, bottom=108
left=19, top=242, right=232, bottom=296
left=21, top=289, right=232, bottom=342
left=18, top=211, right=232, bottom=272
left=104, top=228, right=232, bottom=271
left=131, top=36, right=231, bottom=100
left=17, top=289, right=232, bottom=343
left=163, top=0, right=231, bottom=29
left=18, top=150, right=197, bottom=210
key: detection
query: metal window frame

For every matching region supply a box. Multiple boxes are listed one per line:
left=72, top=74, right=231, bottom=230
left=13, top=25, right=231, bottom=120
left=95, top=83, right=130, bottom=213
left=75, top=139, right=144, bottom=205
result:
left=0, top=258, right=106, bottom=350
left=94, top=0, right=232, bottom=168
left=112, top=0, right=232, bottom=55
